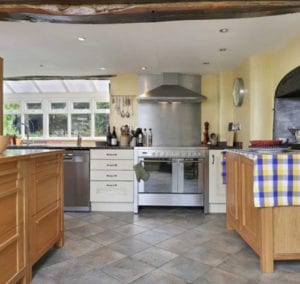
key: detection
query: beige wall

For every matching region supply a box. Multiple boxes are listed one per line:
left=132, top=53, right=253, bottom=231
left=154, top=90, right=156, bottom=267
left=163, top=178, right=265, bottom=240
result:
left=202, top=35, right=300, bottom=148
left=109, top=74, right=138, bottom=137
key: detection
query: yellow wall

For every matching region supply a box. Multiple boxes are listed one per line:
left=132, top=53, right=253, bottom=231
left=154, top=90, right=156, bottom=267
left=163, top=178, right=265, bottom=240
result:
left=202, top=35, right=300, bottom=148
left=109, top=74, right=138, bottom=137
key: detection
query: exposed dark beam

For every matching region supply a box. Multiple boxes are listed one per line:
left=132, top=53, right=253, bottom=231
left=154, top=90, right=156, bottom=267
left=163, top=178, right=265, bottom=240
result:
left=4, top=75, right=115, bottom=80
left=0, top=1, right=299, bottom=24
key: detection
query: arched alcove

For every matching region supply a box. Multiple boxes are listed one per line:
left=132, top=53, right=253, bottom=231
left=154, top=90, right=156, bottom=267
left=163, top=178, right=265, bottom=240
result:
left=273, top=66, right=300, bottom=142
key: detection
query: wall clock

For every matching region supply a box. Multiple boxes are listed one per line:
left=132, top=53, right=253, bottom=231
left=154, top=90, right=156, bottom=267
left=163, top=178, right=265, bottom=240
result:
left=232, top=77, right=245, bottom=107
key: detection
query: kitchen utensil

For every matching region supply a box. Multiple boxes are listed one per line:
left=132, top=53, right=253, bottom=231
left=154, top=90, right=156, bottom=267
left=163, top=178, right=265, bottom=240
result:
left=126, top=97, right=130, bottom=118
left=121, top=97, right=126, bottom=118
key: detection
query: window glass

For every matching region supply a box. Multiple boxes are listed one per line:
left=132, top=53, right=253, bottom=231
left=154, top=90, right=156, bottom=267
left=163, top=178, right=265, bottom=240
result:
left=71, top=114, right=91, bottom=136
left=4, top=103, right=21, bottom=111
left=49, top=114, right=68, bottom=137
left=3, top=114, right=21, bottom=135
left=24, top=114, right=43, bottom=137
left=73, top=102, right=90, bottom=110
left=51, top=102, right=66, bottom=110
left=26, top=103, right=42, bottom=110
left=96, top=102, right=109, bottom=109
left=95, top=113, right=109, bottom=136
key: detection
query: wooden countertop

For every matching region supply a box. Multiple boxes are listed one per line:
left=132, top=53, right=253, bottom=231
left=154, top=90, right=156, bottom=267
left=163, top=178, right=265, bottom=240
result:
left=0, top=148, right=64, bottom=162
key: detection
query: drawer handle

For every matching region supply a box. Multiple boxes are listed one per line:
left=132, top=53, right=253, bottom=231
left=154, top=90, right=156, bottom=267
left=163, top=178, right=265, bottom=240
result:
left=106, top=153, right=117, bottom=156
left=107, top=164, right=117, bottom=167
left=106, top=174, right=118, bottom=177
left=106, top=184, right=117, bottom=187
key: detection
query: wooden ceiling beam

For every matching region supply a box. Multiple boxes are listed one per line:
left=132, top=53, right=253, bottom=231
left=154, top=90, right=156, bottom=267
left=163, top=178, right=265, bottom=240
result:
left=0, top=1, right=299, bottom=24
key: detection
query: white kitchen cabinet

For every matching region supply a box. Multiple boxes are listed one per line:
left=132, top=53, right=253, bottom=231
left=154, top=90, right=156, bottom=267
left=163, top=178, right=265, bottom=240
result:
left=90, top=149, right=134, bottom=212
left=209, top=150, right=226, bottom=213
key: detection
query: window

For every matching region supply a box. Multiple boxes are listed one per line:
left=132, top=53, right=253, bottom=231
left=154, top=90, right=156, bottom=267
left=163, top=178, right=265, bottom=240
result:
left=3, top=79, right=110, bottom=140
left=25, top=114, right=43, bottom=137
left=71, top=114, right=91, bottom=137
left=49, top=114, right=68, bottom=137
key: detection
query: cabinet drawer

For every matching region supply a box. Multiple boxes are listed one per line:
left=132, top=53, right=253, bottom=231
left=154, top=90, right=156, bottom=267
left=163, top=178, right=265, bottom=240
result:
left=91, top=181, right=133, bottom=202
left=91, top=149, right=133, bottom=160
left=31, top=174, right=60, bottom=215
left=0, top=240, right=18, bottom=284
left=0, top=186, right=17, bottom=240
left=91, top=170, right=133, bottom=181
left=91, top=159, right=133, bottom=170
left=30, top=204, right=61, bottom=264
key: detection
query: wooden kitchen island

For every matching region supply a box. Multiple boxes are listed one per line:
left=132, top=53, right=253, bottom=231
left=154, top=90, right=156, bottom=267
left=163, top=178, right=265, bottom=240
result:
left=226, top=150, right=300, bottom=273
left=0, top=149, right=64, bottom=283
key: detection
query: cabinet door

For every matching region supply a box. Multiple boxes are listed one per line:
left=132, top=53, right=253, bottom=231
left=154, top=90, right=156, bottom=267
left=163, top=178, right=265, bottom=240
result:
left=209, top=150, right=226, bottom=204
left=239, top=156, right=260, bottom=253
left=226, top=153, right=240, bottom=230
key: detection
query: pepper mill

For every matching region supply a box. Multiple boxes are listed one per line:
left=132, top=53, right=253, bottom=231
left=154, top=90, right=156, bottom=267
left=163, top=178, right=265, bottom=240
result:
left=202, top=121, right=209, bottom=145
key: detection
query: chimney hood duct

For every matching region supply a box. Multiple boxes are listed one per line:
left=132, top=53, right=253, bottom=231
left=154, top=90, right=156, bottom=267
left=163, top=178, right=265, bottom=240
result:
left=137, top=73, right=207, bottom=103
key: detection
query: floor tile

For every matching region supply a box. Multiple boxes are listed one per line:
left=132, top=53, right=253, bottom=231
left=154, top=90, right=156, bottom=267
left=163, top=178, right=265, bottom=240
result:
left=193, top=267, right=257, bottom=284
left=108, top=238, right=151, bottom=256
left=131, top=269, right=186, bottom=284
left=112, top=223, right=149, bottom=236
left=153, top=223, right=187, bottom=236
left=132, top=246, right=178, bottom=268
left=184, top=246, right=229, bottom=266
left=67, top=270, right=122, bottom=284
left=66, top=223, right=106, bottom=238
left=161, top=256, right=211, bottom=282
left=155, top=236, right=197, bottom=254
left=101, top=257, right=154, bottom=283
left=88, top=229, right=128, bottom=246
left=133, top=229, right=171, bottom=245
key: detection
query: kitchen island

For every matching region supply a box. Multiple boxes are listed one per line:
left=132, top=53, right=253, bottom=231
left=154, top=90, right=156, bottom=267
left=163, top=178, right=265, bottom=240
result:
left=0, top=149, right=64, bottom=283
left=226, top=150, right=300, bottom=273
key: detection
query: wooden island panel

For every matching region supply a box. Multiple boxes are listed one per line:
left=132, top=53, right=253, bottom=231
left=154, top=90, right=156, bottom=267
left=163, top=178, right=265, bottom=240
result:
left=0, top=150, right=64, bottom=283
left=226, top=152, right=300, bottom=273
left=0, top=160, right=26, bottom=284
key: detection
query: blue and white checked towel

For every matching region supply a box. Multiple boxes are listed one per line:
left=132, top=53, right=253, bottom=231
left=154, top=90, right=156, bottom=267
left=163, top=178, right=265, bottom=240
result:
left=253, top=153, right=300, bottom=207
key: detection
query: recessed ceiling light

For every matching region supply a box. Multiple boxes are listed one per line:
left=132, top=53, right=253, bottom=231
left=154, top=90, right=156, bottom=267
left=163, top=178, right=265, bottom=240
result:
left=141, top=66, right=147, bottom=71
left=77, top=37, right=86, bottom=41
left=219, top=48, right=227, bottom=52
left=99, top=67, right=106, bottom=71
left=219, top=28, right=229, bottom=33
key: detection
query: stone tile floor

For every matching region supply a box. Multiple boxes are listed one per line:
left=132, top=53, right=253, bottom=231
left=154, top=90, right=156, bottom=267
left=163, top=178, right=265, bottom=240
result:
left=32, top=207, right=300, bottom=283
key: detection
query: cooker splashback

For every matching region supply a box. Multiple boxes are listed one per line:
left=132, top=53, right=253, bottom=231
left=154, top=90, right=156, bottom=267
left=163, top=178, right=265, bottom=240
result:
left=137, top=73, right=204, bottom=147
left=137, top=101, right=201, bottom=147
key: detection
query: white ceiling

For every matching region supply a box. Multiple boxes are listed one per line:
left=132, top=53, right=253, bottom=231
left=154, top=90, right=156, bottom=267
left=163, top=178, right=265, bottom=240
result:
left=1, top=12, right=300, bottom=77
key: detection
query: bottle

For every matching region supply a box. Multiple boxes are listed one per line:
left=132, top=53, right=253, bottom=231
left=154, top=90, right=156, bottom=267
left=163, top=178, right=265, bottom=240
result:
left=136, top=128, right=143, bottom=146
left=77, top=134, right=82, bottom=146
left=111, top=126, right=118, bottom=146
left=106, top=125, right=112, bottom=146
left=143, top=128, right=148, bottom=146
left=137, top=133, right=143, bottom=146
left=148, top=128, right=152, bottom=147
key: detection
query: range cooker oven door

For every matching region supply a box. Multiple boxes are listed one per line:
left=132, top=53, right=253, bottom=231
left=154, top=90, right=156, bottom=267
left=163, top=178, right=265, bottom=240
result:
left=135, top=157, right=207, bottom=212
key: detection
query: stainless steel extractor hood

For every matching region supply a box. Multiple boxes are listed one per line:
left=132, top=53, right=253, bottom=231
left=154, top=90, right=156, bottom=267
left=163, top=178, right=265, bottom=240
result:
left=137, top=73, right=207, bottom=103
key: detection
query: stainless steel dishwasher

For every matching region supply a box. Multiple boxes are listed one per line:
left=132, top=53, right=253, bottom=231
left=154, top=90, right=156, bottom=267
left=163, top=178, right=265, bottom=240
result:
left=64, top=149, right=90, bottom=212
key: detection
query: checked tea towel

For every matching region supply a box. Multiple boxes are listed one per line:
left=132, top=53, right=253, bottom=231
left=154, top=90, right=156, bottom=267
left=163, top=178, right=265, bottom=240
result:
left=253, top=153, right=300, bottom=207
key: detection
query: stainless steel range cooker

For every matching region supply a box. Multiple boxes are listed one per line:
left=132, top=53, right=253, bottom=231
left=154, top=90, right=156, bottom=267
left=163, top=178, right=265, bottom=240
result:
left=133, top=147, right=209, bottom=214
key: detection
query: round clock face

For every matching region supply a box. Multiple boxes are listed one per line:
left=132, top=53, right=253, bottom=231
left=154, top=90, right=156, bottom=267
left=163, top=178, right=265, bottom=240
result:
left=232, top=77, right=245, bottom=107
